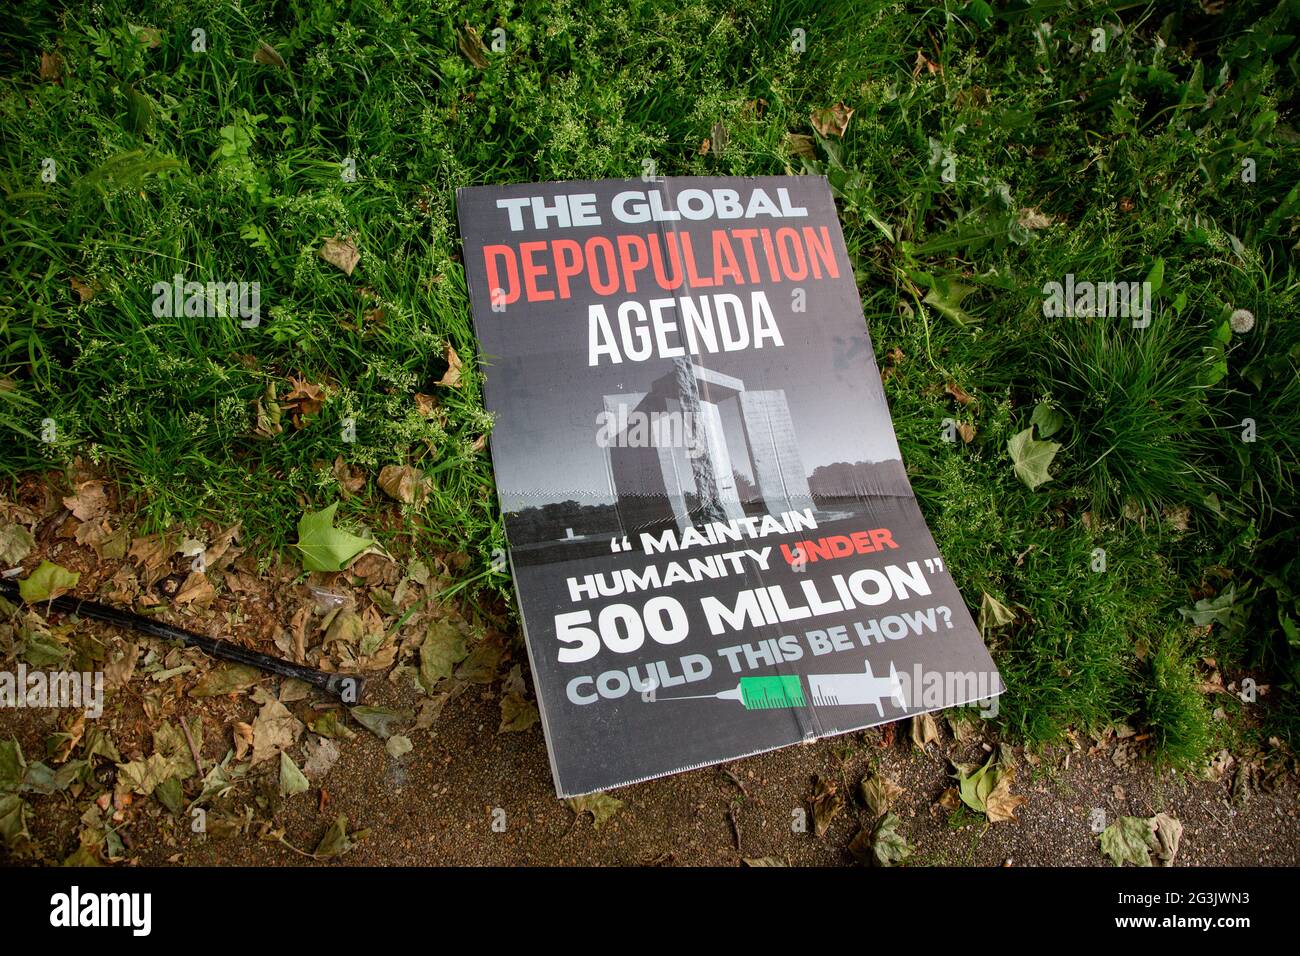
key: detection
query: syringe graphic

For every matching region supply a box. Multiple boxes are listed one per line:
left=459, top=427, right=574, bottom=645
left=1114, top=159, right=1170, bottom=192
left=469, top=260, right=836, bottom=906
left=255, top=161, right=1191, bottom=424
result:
left=656, top=661, right=907, bottom=714
left=807, top=660, right=906, bottom=716
left=659, top=675, right=807, bottom=710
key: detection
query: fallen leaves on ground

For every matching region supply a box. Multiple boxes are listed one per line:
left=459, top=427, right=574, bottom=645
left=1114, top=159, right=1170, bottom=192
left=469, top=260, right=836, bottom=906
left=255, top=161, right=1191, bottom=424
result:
left=1008, top=427, right=1061, bottom=490
left=39, top=51, right=63, bottom=83
left=319, top=237, right=359, bottom=275
left=499, top=691, right=539, bottom=733
left=18, top=560, right=79, bottom=602
left=849, top=812, right=913, bottom=866
left=63, top=480, right=108, bottom=521
left=861, top=773, right=904, bottom=818
left=308, top=710, right=354, bottom=740
left=349, top=705, right=411, bottom=740
left=567, top=792, right=623, bottom=829
left=190, top=664, right=264, bottom=698
left=293, top=503, right=372, bottom=573
left=979, top=592, right=1016, bottom=631
left=253, top=41, right=287, bottom=69
left=301, top=737, right=340, bottom=781
left=332, top=456, right=366, bottom=496
left=75, top=520, right=129, bottom=561
left=283, top=377, right=326, bottom=429
left=785, top=132, right=816, bottom=159
left=944, top=381, right=974, bottom=406
left=1029, top=402, right=1065, bottom=438
left=69, top=276, right=100, bottom=302
left=419, top=620, right=469, bottom=691
left=172, top=570, right=215, bottom=606
left=911, top=712, right=940, bottom=749
left=811, top=775, right=843, bottom=837
left=115, top=754, right=176, bottom=799
left=458, top=22, right=490, bottom=68
left=250, top=688, right=304, bottom=766
left=314, top=814, right=366, bottom=859
left=1017, top=207, right=1054, bottom=230
left=128, top=532, right=178, bottom=573
left=253, top=383, right=283, bottom=438
left=952, top=752, right=1026, bottom=824
left=377, top=465, right=427, bottom=504
left=437, top=344, right=462, bottom=387
left=811, top=103, right=853, bottom=138
left=1099, top=812, right=1183, bottom=866
left=455, top=639, right=505, bottom=684
left=279, top=752, right=309, bottom=796
left=0, top=523, right=35, bottom=565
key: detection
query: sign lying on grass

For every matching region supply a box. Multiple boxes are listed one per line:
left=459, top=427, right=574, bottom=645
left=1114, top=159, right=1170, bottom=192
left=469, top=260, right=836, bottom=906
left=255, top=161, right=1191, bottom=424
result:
left=457, top=175, right=1003, bottom=797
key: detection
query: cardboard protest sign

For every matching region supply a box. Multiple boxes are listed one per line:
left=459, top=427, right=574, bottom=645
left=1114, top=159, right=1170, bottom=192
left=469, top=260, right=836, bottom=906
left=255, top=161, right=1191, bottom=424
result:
left=456, top=176, right=1003, bottom=797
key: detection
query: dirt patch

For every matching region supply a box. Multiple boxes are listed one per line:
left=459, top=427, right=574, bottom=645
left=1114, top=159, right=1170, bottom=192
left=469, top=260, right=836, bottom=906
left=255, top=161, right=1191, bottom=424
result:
left=2, top=476, right=1297, bottom=868
left=7, top=668, right=1296, bottom=868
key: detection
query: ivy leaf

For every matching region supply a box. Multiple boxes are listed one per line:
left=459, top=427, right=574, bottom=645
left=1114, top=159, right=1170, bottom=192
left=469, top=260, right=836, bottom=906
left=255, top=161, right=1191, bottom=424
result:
left=1007, top=427, right=1060, bottom=490
left=293, top=503, right=372, bottom=572
left=18, top=561, right=80, bottom=603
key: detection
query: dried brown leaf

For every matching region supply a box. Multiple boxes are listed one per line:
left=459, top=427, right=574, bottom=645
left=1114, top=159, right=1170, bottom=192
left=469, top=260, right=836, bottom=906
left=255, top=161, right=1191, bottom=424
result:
left=810, top=103, right=854, bottom=139
left=319, top=237, right=359, bottom=276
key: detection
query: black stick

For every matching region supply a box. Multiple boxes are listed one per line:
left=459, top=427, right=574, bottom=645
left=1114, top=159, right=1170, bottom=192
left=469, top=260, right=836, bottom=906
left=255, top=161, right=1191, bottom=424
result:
left=0, top=576, right=364, bottom=702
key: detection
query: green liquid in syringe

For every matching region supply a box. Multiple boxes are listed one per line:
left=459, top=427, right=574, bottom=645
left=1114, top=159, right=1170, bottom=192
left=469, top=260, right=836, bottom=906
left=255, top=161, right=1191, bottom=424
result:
left=659, top=675, right=806, bottom=710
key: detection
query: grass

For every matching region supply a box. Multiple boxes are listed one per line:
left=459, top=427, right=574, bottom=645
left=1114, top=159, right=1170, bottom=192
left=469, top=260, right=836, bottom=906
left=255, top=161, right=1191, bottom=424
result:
left=1, top=0, right=1298, bottom=761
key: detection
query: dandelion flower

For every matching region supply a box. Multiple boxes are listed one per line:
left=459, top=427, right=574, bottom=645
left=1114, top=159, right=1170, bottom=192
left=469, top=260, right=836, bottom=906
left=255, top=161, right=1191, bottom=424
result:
left=1229, top=308, right=1255, bottom=333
